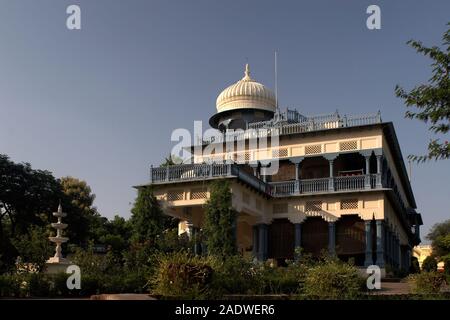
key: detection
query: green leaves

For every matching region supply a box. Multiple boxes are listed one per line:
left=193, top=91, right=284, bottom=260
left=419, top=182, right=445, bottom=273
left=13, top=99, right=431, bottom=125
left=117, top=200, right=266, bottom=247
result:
left=203, top=180, right=237, bottom=258
left=130, top=186, right=167, bottom=244
left=395, top=22, right=450, bottom=162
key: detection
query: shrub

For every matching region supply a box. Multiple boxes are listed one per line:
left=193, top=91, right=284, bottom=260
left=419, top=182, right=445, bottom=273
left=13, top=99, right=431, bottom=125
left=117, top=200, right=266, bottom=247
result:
left=0, top=274, right=20, bottom=297
left=251, top=262, right=308, bottom=295
left=302, top=259, right=365, bottom=299
left=410, top=256, right=421, bottom=274
left=444, top=256, right=450, bottom=283
left=407, top=271, right=445, bottom=295
left=210, top=255, right=256, bottom=295
left=422, top=256, right=438, bottom=272
left=151, top=251, right=213, bottom=299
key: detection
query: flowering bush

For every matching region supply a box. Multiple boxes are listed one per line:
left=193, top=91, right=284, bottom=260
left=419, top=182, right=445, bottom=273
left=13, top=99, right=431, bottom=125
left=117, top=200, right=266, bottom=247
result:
left=302, top=258, right=365, bottom=299
left=407, top=271, right=446, bottom=295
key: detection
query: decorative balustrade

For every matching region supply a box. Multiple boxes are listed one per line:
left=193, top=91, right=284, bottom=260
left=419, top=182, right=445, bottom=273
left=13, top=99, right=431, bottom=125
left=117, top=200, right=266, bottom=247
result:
left=270, top=181, right=297, bottom=196
left=150, top=163, right=232, bottom=183
left=150, top=164, right=383, bottom=197
left=300, top=177, right=330, bottom=193
left=198, top=111, right=382, bottom=145
left=334, top=175, right=366, bottom=191
left=269, top=174, right=382, bottom=197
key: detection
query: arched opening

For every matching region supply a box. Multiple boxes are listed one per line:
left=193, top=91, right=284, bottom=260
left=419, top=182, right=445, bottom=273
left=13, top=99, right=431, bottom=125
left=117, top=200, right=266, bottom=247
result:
left=334, top=153, right=365, bottom=176
left=268, top=218, right=295, bottom=265
left=335, top=215, right=367, bottom=266
left=270, top=160, right=296, bottom=182
left=301, top=216, right=329, bottom=257
left=300, top=157, right=329, bottom=179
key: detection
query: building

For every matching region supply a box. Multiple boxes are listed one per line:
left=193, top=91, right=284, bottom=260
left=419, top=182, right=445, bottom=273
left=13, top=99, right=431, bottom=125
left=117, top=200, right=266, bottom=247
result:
left=137, top=64, right=423, bottom=272
left=413, top=245, right=445, bottom=271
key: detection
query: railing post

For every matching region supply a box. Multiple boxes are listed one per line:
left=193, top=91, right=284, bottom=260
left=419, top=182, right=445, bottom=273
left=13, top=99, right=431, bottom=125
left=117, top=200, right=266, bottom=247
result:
left=165, top=166, right=170, bottom=182
left=227, top=163, right=232, bottom=176
left=324, top=155, right=336, bottom=191
left=209, top=164, right=213, bottom=178
left=376, top=154, right=382, bottom=188
left=294, top=180, right=300, bottom=194
left=362, top=153, right=372, bottom=189
left=149, top=165, right=153, bottom=183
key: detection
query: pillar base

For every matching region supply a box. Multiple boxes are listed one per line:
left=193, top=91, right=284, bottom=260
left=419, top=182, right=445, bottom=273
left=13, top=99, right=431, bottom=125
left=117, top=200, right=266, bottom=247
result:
left=45, top=260, right=72, bottom=274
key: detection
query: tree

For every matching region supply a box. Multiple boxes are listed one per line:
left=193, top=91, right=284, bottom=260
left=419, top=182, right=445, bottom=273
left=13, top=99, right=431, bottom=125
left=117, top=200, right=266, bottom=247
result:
left=427, top=219, right=450, bottom=258
left=130, top=187, right=167, bottom=244
left=422, top=256, right=438, bottom=272
left=60, top=176, right=99, bottom=245
left=0, top=154, right=62, bottom=269
left=395, top=22, right=450, bottom=162
left=12, top=225, right=53, bottom=271
left=160, top=154, right=184, bottom=167
left=203, top=180, right=237, bottom=257
left=99, top=215, right=132, bottom=253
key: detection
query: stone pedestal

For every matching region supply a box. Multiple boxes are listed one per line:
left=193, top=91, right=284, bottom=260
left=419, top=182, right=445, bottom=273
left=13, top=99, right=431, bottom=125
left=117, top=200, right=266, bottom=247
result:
left=45, top=204, right=72, bottom=274
left=45, top=260, right=72, bottom=274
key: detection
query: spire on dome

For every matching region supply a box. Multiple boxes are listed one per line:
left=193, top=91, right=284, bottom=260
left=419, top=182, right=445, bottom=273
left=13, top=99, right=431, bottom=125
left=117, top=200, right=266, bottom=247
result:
left=242, top=63, right=251, bottom=80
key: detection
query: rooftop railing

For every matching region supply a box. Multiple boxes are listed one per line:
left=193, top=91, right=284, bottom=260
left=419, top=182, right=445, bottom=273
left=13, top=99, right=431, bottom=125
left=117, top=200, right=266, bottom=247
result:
left=198, top=110, right=382, bottom=145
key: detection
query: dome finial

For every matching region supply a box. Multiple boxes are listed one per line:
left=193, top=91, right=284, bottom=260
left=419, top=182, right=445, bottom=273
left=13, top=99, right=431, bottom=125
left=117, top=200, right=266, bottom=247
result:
left=243, top=63, right=251, bottom=80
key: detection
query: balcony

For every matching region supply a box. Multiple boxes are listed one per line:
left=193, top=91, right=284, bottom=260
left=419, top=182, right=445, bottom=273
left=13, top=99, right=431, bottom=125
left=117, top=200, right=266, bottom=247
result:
left=269, top=174, right=382, bottom=197
left=150, top=163, right=270, bottom=194
left=149, top=163, right=382, bottom=197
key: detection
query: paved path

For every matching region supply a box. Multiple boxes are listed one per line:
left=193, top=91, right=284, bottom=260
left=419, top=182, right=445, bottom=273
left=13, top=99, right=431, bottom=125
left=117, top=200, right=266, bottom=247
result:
left=373, top=282, right=410, bottom=295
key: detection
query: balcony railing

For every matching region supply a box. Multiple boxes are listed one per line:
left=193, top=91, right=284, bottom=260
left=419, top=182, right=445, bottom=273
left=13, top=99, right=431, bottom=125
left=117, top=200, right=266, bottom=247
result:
left=151, top=163, right=233, bottom=183
left=150, top=164, right=382, bottom=197
left=198, top=111, right=382, bottom=145
left=269, top=174, right=382, bottom=197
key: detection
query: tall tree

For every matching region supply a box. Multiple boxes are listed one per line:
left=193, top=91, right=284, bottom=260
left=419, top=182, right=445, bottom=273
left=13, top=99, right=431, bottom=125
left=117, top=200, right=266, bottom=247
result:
left=60, top=176, right=99, bottom=245
left=0, top=154, right=62, bottom=269
left=203, top=180, right=237, bottom=257
left=130, top=186, right=166, bottom=244
left=427, top=219, right=450, bottom=259
left=395, top=23, right=450, bottom=162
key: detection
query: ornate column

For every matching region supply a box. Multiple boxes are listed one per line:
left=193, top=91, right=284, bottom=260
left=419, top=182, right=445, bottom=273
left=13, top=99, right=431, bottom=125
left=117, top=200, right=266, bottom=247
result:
left=364, top=220, right=373, bottom=267
left=294, top=223, right=302, bottom=259
left=375, top=151, right=383, bottom=187
left=385, top=227, right=391, bottom=265
left=365, top=154, right=371, bottom=189
left=324, top=154, right=337, bottom=192
left=290, top=157, right=303, bottom=194
left=376, top=220, right=385, bottom=267
left=258, top=224, right=268, bottom=261
left=328, top=221, right=336, bottom=256
left=252, top=225, right=258, bottom=259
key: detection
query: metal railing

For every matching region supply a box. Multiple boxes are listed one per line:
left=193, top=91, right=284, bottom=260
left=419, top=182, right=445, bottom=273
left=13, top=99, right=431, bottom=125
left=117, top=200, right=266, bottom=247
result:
left=150, top=163, right=232, bottom=183
left=269, top=174, right=382, bottom=197
left=334, top=175, right=366, bottom=191
left=197, top=111, right=382, bottom=145
left=150, top=164, right=382, bottom=197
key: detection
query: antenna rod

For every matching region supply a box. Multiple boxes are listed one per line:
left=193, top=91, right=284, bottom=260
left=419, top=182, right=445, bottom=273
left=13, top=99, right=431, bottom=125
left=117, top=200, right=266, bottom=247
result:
left=408, top=160, right=412, bottom=182
left=275, top=50, right=278, bottom=111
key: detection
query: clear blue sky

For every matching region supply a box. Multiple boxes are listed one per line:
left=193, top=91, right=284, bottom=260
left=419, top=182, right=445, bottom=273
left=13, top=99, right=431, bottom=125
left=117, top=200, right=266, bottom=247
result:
left=0, top=0, right=449, bottom=239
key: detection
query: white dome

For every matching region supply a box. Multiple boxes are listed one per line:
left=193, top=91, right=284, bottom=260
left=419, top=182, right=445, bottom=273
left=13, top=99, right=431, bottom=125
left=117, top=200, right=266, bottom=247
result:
left=216, top=64, right=276, bottom=113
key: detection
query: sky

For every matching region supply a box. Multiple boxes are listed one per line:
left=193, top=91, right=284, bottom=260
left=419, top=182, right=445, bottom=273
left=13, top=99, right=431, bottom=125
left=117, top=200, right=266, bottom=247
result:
left=0, top=0, right=449, bottom=240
